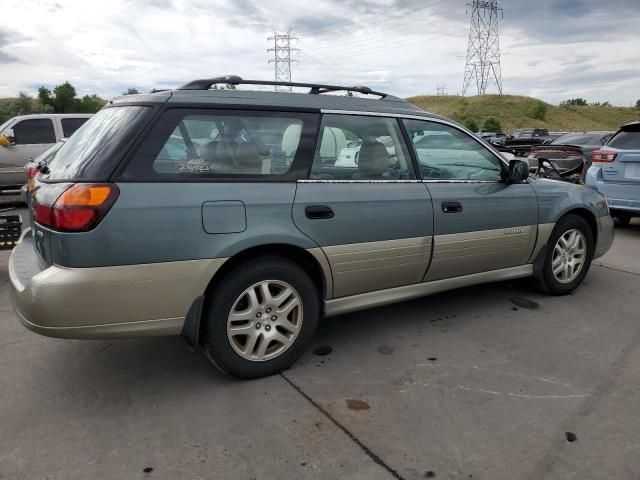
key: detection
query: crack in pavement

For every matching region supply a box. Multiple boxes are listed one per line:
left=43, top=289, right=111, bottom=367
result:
left=280, top=372, right=406, bottom=480
left=593, top=263, right=640, bottom=276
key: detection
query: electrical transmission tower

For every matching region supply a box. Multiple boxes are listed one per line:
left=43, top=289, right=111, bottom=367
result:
left=462, top=0, right=503, bottom=96
left=268, top=31, right=298, bottom=92
left=436, top=84, right=448, bottom=96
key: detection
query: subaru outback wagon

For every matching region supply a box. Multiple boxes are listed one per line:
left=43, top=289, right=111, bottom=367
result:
left=9, top=76, right=614, bottom=378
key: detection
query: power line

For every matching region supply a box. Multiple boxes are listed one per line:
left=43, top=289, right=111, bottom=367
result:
left=267, top=31, right=299, bottom=91
left=462, top=0, right=503, bottom=95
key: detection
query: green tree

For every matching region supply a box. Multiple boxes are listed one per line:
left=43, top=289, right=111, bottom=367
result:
left=16, top=92, right=33, bottom=115
left=38, top=86, right=53, bottom=108
left=482, top=117, right=502, bottom=132
left=78, top=94, right=107, bottom=113
left=636, top=99, right=640, bottom=108
left=529, top=100, right=547, bottom=120
left=463, top=118, right=479, bottom=132
left=560, top=98, right=588, bottom=107
left=123, top=88, right=140, bottom=95
left=52, top=81, right=79, bottom=113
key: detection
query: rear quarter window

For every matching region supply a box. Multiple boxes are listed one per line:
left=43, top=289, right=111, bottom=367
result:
left=61, top=117, right=90, bottom=137
left=122, top=109, right=319, bottom=181
left=44, top=106, right=152, bottom=181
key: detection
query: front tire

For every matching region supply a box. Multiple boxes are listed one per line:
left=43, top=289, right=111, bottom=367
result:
left=204, top=256, right=320, bottom=379
left=541, top=214, right=594, bottom=295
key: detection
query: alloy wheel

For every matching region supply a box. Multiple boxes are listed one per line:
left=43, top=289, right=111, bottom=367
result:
left=227, top=280, right=303, bottom=361
left=551, top=229, right=587, bottom=284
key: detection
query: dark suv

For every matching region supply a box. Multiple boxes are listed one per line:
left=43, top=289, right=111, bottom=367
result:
left=9, top=76, right=613, bottom=378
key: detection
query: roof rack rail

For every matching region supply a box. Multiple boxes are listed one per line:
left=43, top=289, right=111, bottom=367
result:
left=177, top=75, right=400, bottom=100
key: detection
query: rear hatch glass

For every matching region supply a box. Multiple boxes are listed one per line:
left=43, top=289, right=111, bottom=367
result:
left=602, top=128, right=640, bottom=183
left=42, top=106, right=152, bottom=181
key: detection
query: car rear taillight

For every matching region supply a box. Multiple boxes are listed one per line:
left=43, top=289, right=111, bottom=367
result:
left=25, top=164, right=42, bottom=200
left=591, top=150, right=617, bottom=163
left=33, top=183, right=119, bottom=232
left=530, top=148, right=581, bottom=158
left=25, top=165, right=39, bottom=179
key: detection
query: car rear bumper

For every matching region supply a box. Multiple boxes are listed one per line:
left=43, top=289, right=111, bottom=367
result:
left=9, top=229, right=227, bottom=339
left=586, top=167, right=640, bottom=213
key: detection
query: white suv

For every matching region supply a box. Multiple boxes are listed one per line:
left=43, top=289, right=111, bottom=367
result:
left=0, top=113, right=92, bottom=191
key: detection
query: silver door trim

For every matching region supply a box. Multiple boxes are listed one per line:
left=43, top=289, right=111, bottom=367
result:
left=422, top=179, right=499, bottom=184
left=324, top=264, right=533, bottom=317
left=298, top=179, right=422, bottom=184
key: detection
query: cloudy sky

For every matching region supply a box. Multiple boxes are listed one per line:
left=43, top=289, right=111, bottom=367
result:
left=1, top=0, right=639, bottom=105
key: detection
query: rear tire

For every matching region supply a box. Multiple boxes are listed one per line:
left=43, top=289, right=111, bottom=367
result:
left=540, top=214, right=594, bottom=295
left=204, top=256, right=320, bottom=379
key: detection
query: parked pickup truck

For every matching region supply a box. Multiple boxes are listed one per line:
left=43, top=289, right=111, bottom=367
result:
left=491, top=128, right=554, bottom=156
left=0, top=114, right=92, bottom=191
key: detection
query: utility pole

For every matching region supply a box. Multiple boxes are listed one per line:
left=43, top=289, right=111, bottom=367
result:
left=267, top=31, right=298, bottom=92
left=436, top=84, right=448, bottom=96
left=462, top=0, right=503, bottom=96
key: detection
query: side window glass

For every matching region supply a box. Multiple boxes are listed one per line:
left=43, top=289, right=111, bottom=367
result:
left=310, top=114, right=415, bottom=180
left=13, top=119, right=56, bottom=145
left=151, top=113, right=303, bottom=176
left=61, top=118, right=89, bottom=138
left=403, top=120, right=503, bottom=181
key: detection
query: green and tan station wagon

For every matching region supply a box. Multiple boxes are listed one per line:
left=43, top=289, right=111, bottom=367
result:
left=9, top=76, right=614, bottom=378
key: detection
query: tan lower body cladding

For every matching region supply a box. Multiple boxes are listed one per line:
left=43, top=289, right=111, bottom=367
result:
left=323, top=236, right=432, bottom=297
left=425, top=225, right=539, bottom=281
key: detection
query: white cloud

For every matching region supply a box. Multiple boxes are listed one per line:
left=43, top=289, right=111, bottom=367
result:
left=1, top=0, right=638, bottom=105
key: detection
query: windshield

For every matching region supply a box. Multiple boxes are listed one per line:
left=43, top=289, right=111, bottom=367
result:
left=45, top=106, right=151, bottom=180
left=0, top=119, right=13, bottom=133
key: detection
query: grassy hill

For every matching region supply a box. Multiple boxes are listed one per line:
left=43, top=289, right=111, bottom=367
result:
left=407, top=94, right=640, bottom=133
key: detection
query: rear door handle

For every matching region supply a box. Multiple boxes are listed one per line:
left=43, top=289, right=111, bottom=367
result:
left=441, top=201, right=463, bottom=213
left=305, top=205, right=334, bottom=219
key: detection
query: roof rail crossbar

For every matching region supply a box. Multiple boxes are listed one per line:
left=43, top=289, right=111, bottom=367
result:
left=178, top=76, right=398, bottom=100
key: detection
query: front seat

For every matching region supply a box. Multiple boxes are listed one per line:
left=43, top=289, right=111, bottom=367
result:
left=235, top=142, right=262, bottom=174
left=352, top=141, right=390, bottom=179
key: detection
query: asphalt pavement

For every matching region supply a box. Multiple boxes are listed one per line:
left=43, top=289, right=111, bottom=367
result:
left=1, top=211, right=639, bottom=480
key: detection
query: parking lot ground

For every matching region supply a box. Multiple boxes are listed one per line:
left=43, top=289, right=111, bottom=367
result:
left=1, top=215, right=639, bottom=480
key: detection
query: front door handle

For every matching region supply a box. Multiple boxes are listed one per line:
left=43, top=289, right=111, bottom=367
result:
left=305, top=205, right=334, bottom=219
left=441, top=201, right=463, bottom=213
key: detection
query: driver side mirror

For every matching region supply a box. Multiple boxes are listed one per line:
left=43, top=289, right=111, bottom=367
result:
left=508, top=159, right=529, bottom=182
left=0, top=128, right=15, bottom=146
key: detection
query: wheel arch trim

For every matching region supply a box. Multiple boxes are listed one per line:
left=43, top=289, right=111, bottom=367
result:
left=181, top=243, right=332, bottom=349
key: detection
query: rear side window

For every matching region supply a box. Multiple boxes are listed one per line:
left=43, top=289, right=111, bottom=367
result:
left=44, top=106, right=152, bottom=181
left=608, top=131, right=640, bottom=149
left=61, top=117, right=89, bottom=137
left=403, top=119, right=503, bottom=181
left=310, top=114, right=415, bottom=180
left=13, top=119, right=56, bottom=145
left=123, top=109, right=318, bottom=180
